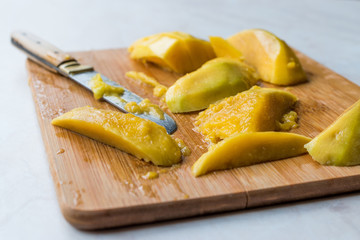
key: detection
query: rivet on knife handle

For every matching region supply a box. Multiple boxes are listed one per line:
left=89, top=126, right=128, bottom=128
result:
left=11, top=31, right=177, bottom=134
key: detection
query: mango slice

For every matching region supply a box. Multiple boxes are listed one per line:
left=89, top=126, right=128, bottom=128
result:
left=129, top=32, right=215, bottom=74
left=195, top=86, right=298, bottom=143
left=209, top=36, right=244, bottom=60
left=192, top=132, right=311, bottom=177
left=305, top=99, right=360, bottom=166
left=51, top=106, right=181, bottom=166
left=228, top=29, right=307, bottom=85
left=166, top=58, right=258, bottom=113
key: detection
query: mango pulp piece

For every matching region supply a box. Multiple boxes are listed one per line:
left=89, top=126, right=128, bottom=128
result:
left=277, top=111, right=299, bottom=131
left=51, top=106, right=181, bottom=166
left=175, top=138, right=191, bottom=156
left=209, top=36, right=244, bottom=61
left=125, top=71, right=168, bottom=97
left=142, top=171, right=159, bottom=180
left=228, top=29, right=307, bottom=85
left=124, top=98, right=165, bottom=120
left=305, top=99, right=360, bottom=166
left=128, top=32, right=215, bottom=74
left=125, top=71, right=160, bottom=87
left=166, top=58, right=258, bottom=113
left=192, top=132, right=311, bottom=177
left=195, top=86, right=298, bottom=143
left=89, top=74, right=124, bottom=100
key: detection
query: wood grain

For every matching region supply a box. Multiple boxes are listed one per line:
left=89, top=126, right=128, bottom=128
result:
left=26, top=48, right=360, bottom=230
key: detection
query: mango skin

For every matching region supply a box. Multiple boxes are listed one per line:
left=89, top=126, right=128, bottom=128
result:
left=165, top=58, right=258, bottom=113
left=192, top=132, right=311, bottom=177
left=129, top=32, right=215, bottom=74
left=305, top=99, right=360, bottom=166
left=195, top=86, right=298, bottom=143
left=228, top=29, right=307, bottom=86
left=51, top=106, right=181, bottom=166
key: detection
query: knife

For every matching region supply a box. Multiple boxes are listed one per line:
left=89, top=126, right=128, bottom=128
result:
left=11, top=31, right=177, bottom=134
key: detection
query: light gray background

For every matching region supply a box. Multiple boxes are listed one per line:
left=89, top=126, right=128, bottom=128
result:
left=1, top=0, right=360, bottom=239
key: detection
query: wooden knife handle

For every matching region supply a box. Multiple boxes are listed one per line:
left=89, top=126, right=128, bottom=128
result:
left=11, top=31, right=76, bottom=73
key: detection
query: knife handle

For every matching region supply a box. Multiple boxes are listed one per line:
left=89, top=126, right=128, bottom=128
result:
left=11, top=31, right=76, bottom=73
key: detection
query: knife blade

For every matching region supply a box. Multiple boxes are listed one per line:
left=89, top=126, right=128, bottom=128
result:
left=11, top=31, right=177, bottom=134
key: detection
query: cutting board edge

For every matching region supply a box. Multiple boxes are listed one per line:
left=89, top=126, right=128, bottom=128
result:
left=60, top=192, right=247, bottom=230
left=246, top=174, right=360, bottom=208
left=59, top=175, right=360, bottom=230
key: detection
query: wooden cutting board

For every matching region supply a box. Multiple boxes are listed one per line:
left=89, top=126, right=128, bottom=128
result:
left=26, top=48, right=360, bottom=230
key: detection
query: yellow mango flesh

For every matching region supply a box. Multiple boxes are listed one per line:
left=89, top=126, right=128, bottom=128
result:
left=125, top=71, right=160, bottom=87
left=89, top=74, right=124, bottom=100
left=124, top=99, right=165, bottom=120
left=305, top=99, right=360, bottom=166
left=277, top=111, right=299, bottom=131
left=166, top=58, right=258, bottom=113
left=228, top=29, right=307, bottom=85
left=129, top=32, right=215, bottom=74
left=51, top=106, right=181, bottom=166
left=125, top=71, right=168, bottom=97
left=209, top=36, right=244, bottom=61
left=192, top=132, right=311, bottom=177
left=195, top=86, right=298, bottom=143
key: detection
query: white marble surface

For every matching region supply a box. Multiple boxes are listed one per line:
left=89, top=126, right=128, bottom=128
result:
left=1, top=0, right=360, bottom=239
